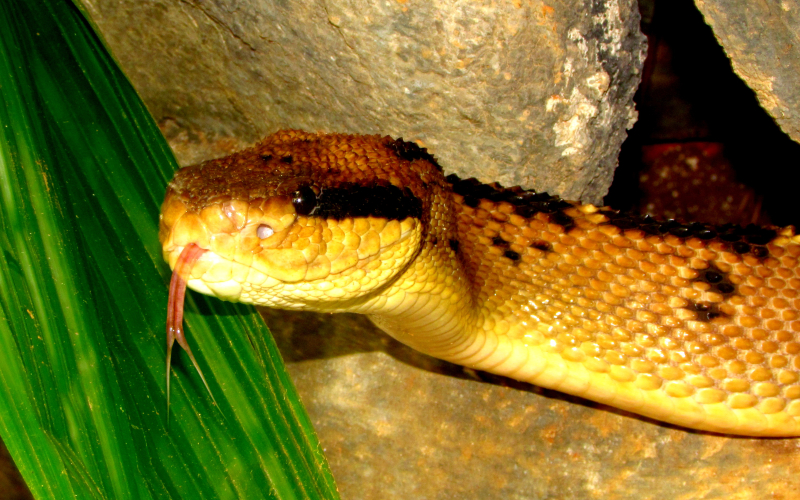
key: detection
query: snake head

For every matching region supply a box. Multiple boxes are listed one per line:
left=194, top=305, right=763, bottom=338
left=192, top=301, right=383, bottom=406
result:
left=159, top=132, right=428, bottom=311
left=158, top=131, right=437, bottom=417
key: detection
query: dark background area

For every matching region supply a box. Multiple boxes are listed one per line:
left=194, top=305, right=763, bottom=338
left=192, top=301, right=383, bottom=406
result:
left=607, top=0, right=800, bottom=228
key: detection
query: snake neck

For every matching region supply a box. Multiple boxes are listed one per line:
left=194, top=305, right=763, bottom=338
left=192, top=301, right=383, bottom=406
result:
left=353, top=178, right=482, bottom=356
left=358, top=176, right=582, bottom=375
left=358, top=175, right=534, bottom=370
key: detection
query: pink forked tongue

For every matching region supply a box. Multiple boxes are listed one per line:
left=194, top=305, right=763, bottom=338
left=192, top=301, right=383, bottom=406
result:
left=166, top=243, right=216, bottom=420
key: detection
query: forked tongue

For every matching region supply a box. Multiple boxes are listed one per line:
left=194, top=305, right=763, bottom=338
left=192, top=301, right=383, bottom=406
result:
left=166, top=243, right=217, bottom=422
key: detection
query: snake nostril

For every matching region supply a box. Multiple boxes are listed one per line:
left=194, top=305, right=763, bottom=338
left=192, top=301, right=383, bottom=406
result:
left=257, top=224, right=274, bottom=239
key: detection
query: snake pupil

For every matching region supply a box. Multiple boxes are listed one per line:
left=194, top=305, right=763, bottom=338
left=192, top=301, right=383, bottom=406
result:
left=257, top=224, right=274, bottom=239
left=292, top=186, right=317, bottom=215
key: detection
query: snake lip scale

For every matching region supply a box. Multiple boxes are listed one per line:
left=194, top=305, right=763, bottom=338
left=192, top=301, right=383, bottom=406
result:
left=160, top=130, right=800, bottom=436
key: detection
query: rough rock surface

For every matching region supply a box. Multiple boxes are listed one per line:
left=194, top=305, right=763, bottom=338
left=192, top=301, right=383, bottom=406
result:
left=81, top=0, right=645, bottom=203
left=694, top=0, right=800, bottom=144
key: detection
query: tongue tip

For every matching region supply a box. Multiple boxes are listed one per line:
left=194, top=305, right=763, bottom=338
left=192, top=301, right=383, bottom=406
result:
left=166, top=243, right=215, bottom=420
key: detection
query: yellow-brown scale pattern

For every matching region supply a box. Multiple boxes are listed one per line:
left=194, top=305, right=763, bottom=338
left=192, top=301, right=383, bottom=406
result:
left=160, top=130, right=800, bottom=436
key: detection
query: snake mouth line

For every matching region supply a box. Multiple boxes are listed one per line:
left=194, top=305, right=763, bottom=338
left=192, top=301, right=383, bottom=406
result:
left=166, top=243, right=217, bottom=421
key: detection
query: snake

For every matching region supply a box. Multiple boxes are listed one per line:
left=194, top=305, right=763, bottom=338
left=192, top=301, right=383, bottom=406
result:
left=159, top=130, right=800, bottom=436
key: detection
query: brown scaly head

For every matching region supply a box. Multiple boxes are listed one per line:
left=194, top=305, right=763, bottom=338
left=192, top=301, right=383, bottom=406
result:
left=160, top=130, right=800, bottom=436
left=159, top=130, right=447, bottom=412
left=160, top=130, right=441, bottom=308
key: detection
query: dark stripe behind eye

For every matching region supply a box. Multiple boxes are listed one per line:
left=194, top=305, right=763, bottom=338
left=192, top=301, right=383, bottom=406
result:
left=311, top=183, right=423, bottom=220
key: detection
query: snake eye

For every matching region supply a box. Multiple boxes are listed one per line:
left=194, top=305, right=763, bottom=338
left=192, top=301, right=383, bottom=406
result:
left=257, top=224, right=274, bottom=239
left=291, top=186, right=317, bottom=216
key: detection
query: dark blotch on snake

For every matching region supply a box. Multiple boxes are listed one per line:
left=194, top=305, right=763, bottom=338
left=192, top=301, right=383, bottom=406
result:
left=530, top=241, right=552, bottom=253
left=549, top=211, right=575, bottom=232
left=503, top=250, right=521, bottom=262
left=733, top=242, right=751, bottom=254
left=694, top=264, right=736, bottom=297
left=492, top=236, right=509, bottom=248
left=449, top=239, right=460, bottom=253
left=599, top=213, right=720, bottom=241
left=463, top=196, right=481, bottom=208
left=686, top=300, right=725, bottom=322
left=445, top=174, right=577, bottom=229
left=386, top=137, right=442, bottom=171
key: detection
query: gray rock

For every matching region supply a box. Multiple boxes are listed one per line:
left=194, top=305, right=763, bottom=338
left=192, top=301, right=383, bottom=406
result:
left=694, top=0, right=800, bottom=144
left=81, top=0, right=645, bottom=203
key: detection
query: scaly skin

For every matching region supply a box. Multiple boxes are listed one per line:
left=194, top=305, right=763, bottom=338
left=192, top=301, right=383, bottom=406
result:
left=160, top=130, right=800, bottom=436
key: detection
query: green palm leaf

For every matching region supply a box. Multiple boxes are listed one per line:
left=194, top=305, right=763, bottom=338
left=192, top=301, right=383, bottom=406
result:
left=0, top=1, right=338, bottom=498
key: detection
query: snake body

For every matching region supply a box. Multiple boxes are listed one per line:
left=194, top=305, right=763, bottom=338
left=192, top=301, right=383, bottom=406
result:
left=160, top=130, right=800, bottom=436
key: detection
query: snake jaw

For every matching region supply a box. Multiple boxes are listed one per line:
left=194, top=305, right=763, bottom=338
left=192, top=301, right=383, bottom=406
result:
left=166, top=243, right=217, bottom=422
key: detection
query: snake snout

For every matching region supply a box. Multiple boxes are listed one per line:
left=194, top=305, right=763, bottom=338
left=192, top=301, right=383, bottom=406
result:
left=160, top=189, right=301, bottom=299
